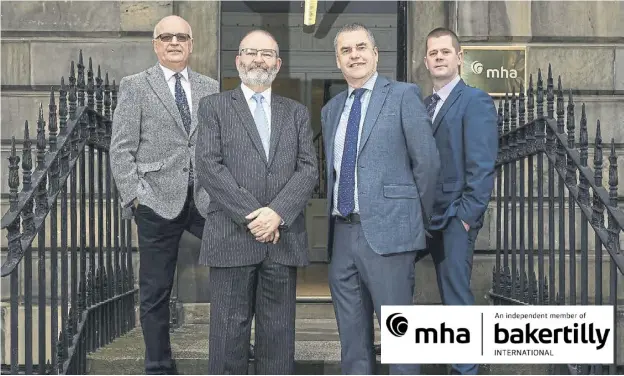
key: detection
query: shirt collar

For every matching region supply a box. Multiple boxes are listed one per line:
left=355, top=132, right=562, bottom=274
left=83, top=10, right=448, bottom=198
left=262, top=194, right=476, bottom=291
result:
left=160, top=64, right=189, bottom=82
left=241, top=83, right=272, bottom=106
left=348, top=71, right=378, bottom=97
left=433, top=75, right=460, bottom=101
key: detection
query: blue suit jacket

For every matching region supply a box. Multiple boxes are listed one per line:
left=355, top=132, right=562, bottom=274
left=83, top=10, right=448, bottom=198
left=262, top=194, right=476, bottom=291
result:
left=426, top=79, right=499, bottom=231
left=321, top=75, right=440, bottom=258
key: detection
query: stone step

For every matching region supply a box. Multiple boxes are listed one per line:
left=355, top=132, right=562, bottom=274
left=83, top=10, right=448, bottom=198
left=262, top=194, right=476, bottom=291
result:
left=86, top=323, right=550, bottom=375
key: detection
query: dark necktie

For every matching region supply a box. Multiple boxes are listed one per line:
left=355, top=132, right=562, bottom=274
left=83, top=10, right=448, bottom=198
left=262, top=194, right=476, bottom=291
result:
left=426, top=93, right=441, bottom=120
left=337, top=88, right=366, bottom=217
left=174, top=73, right=193, bottom=185
left=174, top=73, right=191, bottom=134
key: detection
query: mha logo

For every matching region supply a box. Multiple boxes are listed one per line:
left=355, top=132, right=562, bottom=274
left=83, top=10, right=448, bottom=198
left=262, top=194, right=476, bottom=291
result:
left=386, top=313, right=470, bottom=343
left=471, top=61, right=518, bottom=79
left=386, top=313, right=408, bottom=337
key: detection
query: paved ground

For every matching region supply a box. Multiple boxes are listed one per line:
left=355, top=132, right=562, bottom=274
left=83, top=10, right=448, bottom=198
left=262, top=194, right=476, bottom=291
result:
left=87, top=319, right=550, bottom=375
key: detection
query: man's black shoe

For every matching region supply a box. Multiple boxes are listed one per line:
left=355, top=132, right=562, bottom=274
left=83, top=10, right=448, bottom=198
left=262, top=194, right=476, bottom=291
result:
left=374, top=344, right=381, bottom=356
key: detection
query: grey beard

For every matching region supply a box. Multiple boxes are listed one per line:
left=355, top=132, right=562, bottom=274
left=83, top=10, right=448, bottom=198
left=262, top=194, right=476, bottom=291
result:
left=238, top=67, right=278, bottom=87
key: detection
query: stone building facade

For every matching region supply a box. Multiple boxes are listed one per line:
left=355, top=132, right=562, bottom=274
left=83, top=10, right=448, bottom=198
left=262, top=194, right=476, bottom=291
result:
left=1, top=1, right=623, bottom=364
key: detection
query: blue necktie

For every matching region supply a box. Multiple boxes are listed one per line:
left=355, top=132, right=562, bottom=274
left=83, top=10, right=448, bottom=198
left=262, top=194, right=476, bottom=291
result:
left=252, top=93, right=271, bottom=159
left=427, top=93, right=441, bottom=120
left=174, top=73, right=193, bottom=185
left=337, top=88, right=366, bottom=217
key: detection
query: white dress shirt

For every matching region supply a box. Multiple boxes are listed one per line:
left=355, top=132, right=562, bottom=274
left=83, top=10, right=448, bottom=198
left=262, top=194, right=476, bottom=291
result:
left=240, top=83, right=272, bottom=128
left=432, top=74, right=461, bottom=121
left=160, top=64, right=192, bottom=113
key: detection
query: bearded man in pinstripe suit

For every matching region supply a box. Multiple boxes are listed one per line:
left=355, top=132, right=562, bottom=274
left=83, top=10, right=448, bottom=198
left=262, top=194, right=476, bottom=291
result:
left=195, top=29, right=318, bottom=374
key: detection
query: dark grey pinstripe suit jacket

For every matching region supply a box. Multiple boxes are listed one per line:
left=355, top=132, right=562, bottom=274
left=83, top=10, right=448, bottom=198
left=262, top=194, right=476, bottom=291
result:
left=195, top=86, right=318, bottom=268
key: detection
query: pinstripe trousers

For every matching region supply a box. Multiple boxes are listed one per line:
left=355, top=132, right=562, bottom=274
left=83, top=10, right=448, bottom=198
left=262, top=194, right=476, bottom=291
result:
left=208, top=259, right=297, bottom=374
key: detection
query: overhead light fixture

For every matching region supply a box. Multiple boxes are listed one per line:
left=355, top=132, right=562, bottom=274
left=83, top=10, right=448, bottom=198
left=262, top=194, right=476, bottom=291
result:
left=304, top=0, right=318, bottom=26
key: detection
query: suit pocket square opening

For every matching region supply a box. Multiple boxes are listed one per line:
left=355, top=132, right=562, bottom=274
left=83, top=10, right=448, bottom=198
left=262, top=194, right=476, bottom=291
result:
left=383, top=184, right=419, bottom=198
left=137, top=161, right=164, bottom=176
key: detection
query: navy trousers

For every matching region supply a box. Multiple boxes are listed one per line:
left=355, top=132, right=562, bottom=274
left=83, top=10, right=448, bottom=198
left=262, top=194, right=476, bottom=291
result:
left=428, top=216, right=479, bottom=375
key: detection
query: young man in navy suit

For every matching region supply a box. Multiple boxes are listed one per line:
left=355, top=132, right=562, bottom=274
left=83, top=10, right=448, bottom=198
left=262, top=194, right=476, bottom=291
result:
left=423, top=27, right=499, bottom=375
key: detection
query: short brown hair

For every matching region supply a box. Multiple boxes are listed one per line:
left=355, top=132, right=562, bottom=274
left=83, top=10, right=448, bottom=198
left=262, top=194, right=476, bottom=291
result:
left=426, top=27, right=461, bottom=52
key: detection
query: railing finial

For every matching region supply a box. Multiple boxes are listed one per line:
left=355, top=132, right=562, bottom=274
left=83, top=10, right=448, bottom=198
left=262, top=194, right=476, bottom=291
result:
left=566, top=89, right=575, bottom=149
left=556, top=76, right=564, bottom=134
left=36, top=103, right=46, bottom=170
left=608, top=138, right=618, bottom=208
left=69, top=61, right=77, bottom=120
left=87, top=56, right=95, bottom=110
left=77, top=50, right=85, bottom=107
left=59, top=77, right=68, bottom=135
left=594, top=120, right=603, bottom=186
left=96, top=65, right=103, bottom=116
left=22, top=121, right=32, bottom=190
left=578, top=104, right=590, bottom=205
left=104, top=72, right=111, bottom=120
left=49, top=87, right=58, bottom=152
left=8, top=137, right=20, bottom=211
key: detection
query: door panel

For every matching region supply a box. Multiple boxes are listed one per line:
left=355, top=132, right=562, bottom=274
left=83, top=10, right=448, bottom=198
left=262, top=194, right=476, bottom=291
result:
left=219, top=2, right=397, bottom=299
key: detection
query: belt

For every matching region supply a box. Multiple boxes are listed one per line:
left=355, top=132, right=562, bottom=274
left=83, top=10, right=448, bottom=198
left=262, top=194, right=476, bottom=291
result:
left=334, top=213, right=361, bottom=223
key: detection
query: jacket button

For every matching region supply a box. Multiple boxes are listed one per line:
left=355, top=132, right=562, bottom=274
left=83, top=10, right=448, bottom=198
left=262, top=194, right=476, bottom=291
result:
left=183, top=168, right=189, bottom=172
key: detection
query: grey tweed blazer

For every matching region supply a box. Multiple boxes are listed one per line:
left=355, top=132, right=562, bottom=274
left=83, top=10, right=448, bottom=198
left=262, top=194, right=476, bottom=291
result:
left=110, top=64, right=219, bottom=219
left=195, top=87, right=318, bottom=267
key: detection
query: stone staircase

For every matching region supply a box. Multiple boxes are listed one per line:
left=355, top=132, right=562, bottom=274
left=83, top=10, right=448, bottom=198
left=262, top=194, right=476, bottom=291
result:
left=86, top=303, right=551, bottom=375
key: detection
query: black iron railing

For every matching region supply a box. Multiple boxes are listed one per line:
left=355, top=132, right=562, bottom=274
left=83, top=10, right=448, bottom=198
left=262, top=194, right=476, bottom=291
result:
left=489, top=65, right=623, bottom=374
left=1, top=51, right=137, bottom=375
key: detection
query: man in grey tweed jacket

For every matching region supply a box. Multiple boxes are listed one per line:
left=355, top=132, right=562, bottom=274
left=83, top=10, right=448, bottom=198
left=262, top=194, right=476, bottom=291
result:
left=195, top=29, right=318, bottom=374
left=109, top=16, right=218, bottom=375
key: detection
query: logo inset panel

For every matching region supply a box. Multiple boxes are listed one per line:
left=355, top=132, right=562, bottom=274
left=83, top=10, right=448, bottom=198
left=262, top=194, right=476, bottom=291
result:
left=380, top=305, right=614, bottom=365
left=461, top=46, right=526, bottom=96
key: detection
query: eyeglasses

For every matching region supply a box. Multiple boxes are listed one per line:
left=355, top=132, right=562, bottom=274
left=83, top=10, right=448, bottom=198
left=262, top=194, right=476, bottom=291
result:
left=155, top=33, right=191, bottom=43
left=239, top=48, right=278, bottom=59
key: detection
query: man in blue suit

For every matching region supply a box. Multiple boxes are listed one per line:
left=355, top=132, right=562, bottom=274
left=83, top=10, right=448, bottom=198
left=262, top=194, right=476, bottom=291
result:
left=423, top=28, right=499, bottom=375
left=321, top=23, right=440, bottom=374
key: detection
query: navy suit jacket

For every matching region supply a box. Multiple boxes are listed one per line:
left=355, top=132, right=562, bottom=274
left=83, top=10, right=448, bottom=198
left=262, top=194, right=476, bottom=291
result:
left=321, top=75, right=440, bottom=259
left=427, top=79, right=498, bottom=231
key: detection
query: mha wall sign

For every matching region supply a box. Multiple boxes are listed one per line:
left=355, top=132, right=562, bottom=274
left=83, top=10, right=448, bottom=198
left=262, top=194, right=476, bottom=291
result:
left=461, top=46, right=526, bottom=96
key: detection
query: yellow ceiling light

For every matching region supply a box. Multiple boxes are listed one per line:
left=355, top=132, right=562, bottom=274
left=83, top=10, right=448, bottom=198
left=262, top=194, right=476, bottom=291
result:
left=304, top=0, right=318, bottom=26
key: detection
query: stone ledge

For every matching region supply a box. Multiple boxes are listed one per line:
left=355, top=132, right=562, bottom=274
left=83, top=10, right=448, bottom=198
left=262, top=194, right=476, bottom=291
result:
left=29, top=41, right=156, bottom=86
left=0, top=2, right=121, bottom=33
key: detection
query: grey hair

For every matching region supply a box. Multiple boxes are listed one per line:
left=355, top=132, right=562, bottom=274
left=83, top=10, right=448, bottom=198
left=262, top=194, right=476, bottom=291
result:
left=333, top=23, right=376, bottom=51
left=239, top=29, right=280, bottom=57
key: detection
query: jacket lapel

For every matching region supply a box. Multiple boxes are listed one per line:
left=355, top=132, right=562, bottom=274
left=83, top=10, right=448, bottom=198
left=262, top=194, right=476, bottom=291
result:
left=268, top=94, right=284, bottom=166
left=145, top=64, right=185, bottom=133
left=358, top=75, right=390, bottom=153
left=432, top=79, right=465, bottom=135
left=327, top=91, right=348, bottom=174
left=231, top=87, right=268, bottom=164
left=189, top=68, right=202, bottom=137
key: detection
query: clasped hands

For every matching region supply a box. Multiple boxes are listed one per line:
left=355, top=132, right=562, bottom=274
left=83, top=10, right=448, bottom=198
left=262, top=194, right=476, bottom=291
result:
left=245, top=207, right=282, bottom=244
